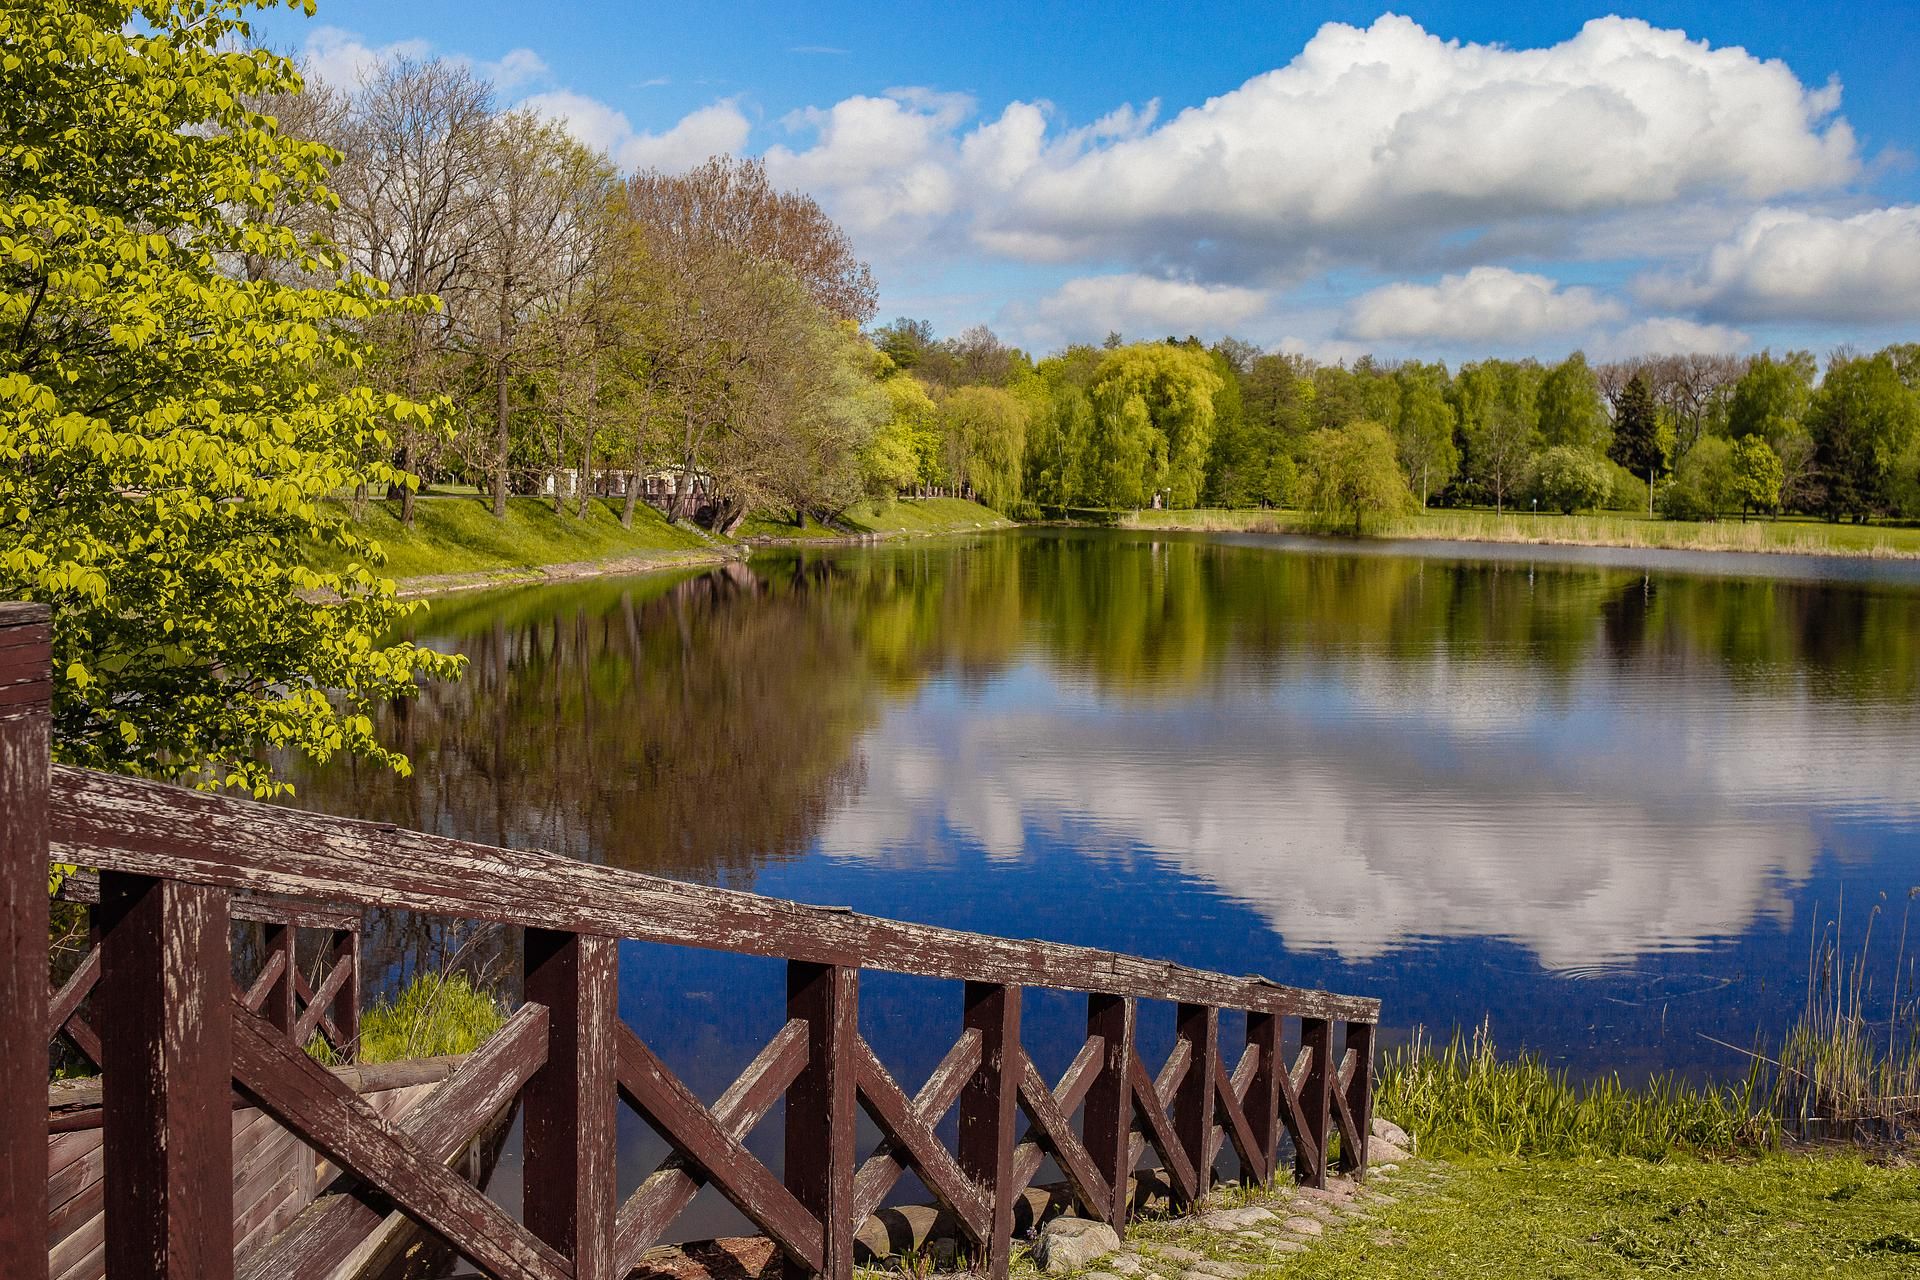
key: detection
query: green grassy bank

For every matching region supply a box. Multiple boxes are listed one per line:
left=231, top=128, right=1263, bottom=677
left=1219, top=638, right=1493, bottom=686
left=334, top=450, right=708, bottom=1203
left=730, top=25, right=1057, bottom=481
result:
left=1121, top=507, right=1920, bottom=559
left=313, top=494, right=1009, bottom=589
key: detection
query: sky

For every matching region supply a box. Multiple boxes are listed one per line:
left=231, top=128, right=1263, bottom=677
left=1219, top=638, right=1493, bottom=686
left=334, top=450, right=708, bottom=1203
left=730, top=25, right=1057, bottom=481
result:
left=252, top=1, right=1920, bottom=365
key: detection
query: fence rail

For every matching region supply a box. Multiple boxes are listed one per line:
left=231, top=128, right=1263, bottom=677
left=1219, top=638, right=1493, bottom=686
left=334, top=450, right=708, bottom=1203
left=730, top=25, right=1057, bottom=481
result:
left=0, top=601, right=1381, bottom=1280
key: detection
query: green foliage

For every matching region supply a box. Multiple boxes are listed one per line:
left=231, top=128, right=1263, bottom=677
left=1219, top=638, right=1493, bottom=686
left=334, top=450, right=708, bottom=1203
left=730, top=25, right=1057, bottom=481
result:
left=1659, top=434, right=1736, bottom=520
left=1380, top=1023, right=1775, bottom=1161
left=1732, top=435, right=1784, bottom=517
left=1530, top=446, right=1612, bottom=514
left=1537, top=352, right=1608, bottom=452
left=1608, top=372, right=1669, bottom=514
left=1300, top=420, right=1416, bottom=534
left=1389, top=361, right=1457, bottom=506
left=1086, top=344, right=1222, bottom=508
left=1809, top=351, right=1920, bottom=520
left=938, top=385, right=1028, bottom=511
left=0, top=0, right=462, bottom=794
left=1728, top=350, right=1816, bottom=443
left=311, top=970, right=505, bottom=1066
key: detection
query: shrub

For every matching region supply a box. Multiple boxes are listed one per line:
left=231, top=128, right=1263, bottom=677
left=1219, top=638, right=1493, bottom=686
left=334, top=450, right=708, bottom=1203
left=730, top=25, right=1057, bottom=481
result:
left=1530, top=446, right=1613, bottom=514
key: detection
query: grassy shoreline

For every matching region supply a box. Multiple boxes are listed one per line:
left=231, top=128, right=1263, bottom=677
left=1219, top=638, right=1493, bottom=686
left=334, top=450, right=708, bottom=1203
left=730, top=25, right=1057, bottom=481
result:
left=316, top=494, right=1010, bottom=597
left=1121, top=507, right=1920, bottom=560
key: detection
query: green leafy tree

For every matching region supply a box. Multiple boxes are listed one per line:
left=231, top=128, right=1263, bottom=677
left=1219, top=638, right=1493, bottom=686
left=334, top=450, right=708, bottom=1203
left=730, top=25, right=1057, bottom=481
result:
left=1726, top=350, right=1815, bottom=444
left=1531, top=446, right=1612, bottom=514
left=1731, top=435, right=1784, bottom=519
left=1608, top=372, right=1669, bottom=517
left=1538, top=353, right=1609, bottom=453
left=1086, top=344, right=1222, bottom=508
left=1390, top=362, right=1458, bottom=507
left=0, top=0, right=462, bottom=794
left=938, top=385, right=1027, bottom=511
left=1659, top=435, right=1735, bottom=521
left=1300, top=421, right=1416, bottom=534
left=1808, top=351, right=1920, bottom=521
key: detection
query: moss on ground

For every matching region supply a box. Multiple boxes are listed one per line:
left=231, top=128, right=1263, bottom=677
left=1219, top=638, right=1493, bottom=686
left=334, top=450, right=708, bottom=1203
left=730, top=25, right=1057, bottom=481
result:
left=1122, top=507, right=1920, bottom=559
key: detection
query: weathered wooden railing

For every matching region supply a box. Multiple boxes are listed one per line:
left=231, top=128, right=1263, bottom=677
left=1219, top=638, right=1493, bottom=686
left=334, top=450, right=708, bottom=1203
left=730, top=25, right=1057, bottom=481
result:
left=0, top=601, right=1380, bottom=1280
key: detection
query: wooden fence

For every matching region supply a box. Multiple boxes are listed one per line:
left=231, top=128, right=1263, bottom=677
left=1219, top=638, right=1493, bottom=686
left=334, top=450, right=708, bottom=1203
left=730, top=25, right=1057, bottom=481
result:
left=0, top=601, right=1380, bottom=1280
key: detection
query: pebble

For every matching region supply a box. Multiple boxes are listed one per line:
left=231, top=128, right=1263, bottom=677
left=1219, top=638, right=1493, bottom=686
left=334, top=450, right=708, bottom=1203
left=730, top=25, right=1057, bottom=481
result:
left=1107, top=1256, right=1147, bottom=1276
left=1144, top=1246, right=1203, bottom=1265
left=1280, top=1216, right=1324, bottom=1237
left=1265, top=1240, right=1305, bottom=1253
left=1183, top=1263, right=1250, bottom=1280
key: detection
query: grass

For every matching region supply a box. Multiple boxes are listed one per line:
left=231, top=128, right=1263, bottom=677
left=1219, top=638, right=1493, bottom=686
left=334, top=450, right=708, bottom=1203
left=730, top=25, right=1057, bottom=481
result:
left=311, top=970, right=506, bottom=1065
left=735, top=496, right=1012, bottom=541
left=1120, top=507, right=1920, bottom=559
left=311, top=494, right=714, bottom=580
left=1269, top=1155, right=1920, bottom=1279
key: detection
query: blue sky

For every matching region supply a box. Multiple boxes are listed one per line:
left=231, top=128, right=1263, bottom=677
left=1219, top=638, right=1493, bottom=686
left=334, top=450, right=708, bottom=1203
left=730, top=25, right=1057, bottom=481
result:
left=255, top=2, right=1920, bottom=364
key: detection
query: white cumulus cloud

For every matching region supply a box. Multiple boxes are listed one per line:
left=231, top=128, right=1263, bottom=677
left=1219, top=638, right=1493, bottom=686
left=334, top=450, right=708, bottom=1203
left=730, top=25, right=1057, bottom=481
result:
left=763, top=90, right=975, bottom=240
left=521, top=91, right=750, bottom=173
left=1638, top=205, right=1920, bottom=324
left=1343, top=267, right=1623, bottom=343
left=1000, top=274, right=1271, bottom=349
left=1591, top=317, right=1751, bottom=360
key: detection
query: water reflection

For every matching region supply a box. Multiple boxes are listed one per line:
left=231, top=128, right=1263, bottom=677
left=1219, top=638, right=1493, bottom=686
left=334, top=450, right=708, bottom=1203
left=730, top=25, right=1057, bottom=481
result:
left=292, top=529, right=1920, bottom=1069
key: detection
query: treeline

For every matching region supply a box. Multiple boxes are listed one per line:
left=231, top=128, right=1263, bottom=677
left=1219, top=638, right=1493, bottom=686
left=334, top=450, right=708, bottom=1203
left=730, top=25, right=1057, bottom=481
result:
left=871, top=327, right=1920, bottom=526
left=288, top=56, right=1920, bottom=534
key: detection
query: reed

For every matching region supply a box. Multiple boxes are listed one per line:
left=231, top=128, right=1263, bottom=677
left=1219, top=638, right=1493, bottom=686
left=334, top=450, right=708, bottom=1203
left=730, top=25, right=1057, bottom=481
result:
left=1377, top=1019, right=1777, bottom=1160
left=310, top=969, right=506, bottom=1066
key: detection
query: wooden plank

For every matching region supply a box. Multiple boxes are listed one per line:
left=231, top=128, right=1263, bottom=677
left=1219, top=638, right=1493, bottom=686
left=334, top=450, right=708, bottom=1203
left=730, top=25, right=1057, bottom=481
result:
left=99, top=873, right=233, bottom=1280
left=1276, top=1045, right=1319, bottom=1184
left=1297, top=1020, right=1332, bottom=1188
left=617, top=1021, right=825, bottom=1272
left=242, top=946, right=288, bottom=1018
left=1082, top=996, right=1133, bottom=1232
left=329, top=927, right=360, bottom=1059
left=262, top=927, right=295, bottom=1033
left=1127, top=1049, right=1196, bottom=1204
left=48, top=1052, right=469, bottom=1125
left=958, top=982, right=1021, bottom=1280
left=615, top=1020, right=809, bottom=1271
left=228, top=997, right=569, bottom=1280
left=0, top=603, right=48, bottom=1280
left=47, top=943, right=99, bottom=1036
left=1015, top=1054, right=1110, bottom=1223
left=1008, top=1034, right=1104, bottom=1199
left=524, top=930, right=618, bottom=1280
left=849, top=1028, right=981, bottom=1224
left=783, top=962, right=855, bottom=1280
left=51, top=766, right=1379, bottom=1022
left=1172, top=1005, right=1216, bottom=1205
left=1337, top=1023, right=1374, bottom=1177
left=57, top=869, right=360, bottom=932
left=1244, top=1013, right=1282, bottom=1187
left=292, top=953, right=353, bottom=1048
left=851, top=1037, right=992, bottom=1241
left=1211, top=1052, right=1265, bottom=1186
left=235, top=1003, right=550, bottom=1280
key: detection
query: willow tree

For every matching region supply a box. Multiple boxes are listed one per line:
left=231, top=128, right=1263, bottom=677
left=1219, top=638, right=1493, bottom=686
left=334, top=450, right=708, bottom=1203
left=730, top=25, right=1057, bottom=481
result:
left=938, top=386, right=1028, bottom=511
left=1087, top=343, right=1222, bottom=508
left=0, top=0, right=461, bottom=794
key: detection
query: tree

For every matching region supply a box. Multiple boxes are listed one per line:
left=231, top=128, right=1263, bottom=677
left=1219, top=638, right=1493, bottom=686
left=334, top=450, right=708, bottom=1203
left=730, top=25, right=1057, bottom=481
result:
left=0, top=0, right=461, bottom=794
left=1659, top=434, right=1735, bottom=520
left=1086, top=344, right=1222, bottom=508
left=938, top=386, right=1027, bottom=510
left=1531, top=446, right=1612, bottom=514
left=1808, top=351, right=1920, bottom=521
left=1538, top=353, right=1609, bottom=453
left=1391, top=362, right=1458, bottom=506
left=1457, top=361, right=1540, bottom=514
left=1727, top=350, right=1815, bottom=444
left=1608, top=372, right=1668, bottom=516
left=872, top=316, right=934, bottom=370
left=1300, top=422, right=1416, bottom=534
left=1731, top=435, right=1784, bottom=519
left=321, top=56, right=494, bottom=524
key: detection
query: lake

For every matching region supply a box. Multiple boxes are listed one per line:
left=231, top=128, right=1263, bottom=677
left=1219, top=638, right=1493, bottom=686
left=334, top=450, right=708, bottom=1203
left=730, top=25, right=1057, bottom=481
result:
left=291, top=527, right=1920, bottom=1229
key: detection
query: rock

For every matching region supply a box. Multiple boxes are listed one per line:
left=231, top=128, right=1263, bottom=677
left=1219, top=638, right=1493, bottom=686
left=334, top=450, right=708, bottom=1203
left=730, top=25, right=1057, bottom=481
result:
left=1195, top=1207, right=1275, bottom=1231
left=1265, top=1239, right=1305, bottom=1253
left=1280, top=1216, right=1324, bottom=1237
left=1143, top=1245, right=1203, bottom=1264
left=1083, top=1271, right=1126, bottom=1280
left=1033, top=1218, right=1122, bottom=1273
left=1373, top=1162, right=1401, bottom=1174
left=1370, top=1117, right=1414, bottom=1152
left=1369, top=1138, right=1414, bottom=1164
left=1107, top=1255, right=1147, bottom=1276
left=1185, top=1260, right=1249, bottom=1279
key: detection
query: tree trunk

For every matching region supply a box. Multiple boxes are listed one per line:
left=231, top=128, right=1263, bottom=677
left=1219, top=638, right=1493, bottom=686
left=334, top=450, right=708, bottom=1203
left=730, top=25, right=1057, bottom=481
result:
left=1647, top=465, right=1655, bottom=518
left=492, top=357, right=511, bottom=518
left=578, top=436, right=593, bottom=519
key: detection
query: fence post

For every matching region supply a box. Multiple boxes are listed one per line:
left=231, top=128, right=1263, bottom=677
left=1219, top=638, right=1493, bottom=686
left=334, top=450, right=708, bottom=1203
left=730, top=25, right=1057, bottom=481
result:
left=786, top=962, right=858, bottom=1280
left=958, top=981, right=1020, bottom=1280
left=523, top=929, right=619, bottom=1280
left=99, top=872, right=234, bottom=1280
left=1337, top=1021, right=1375, bottom=1177
left=1083, top=993, right=1135, bottom=1231
left=329, top=924, right=361, bottom=1061
left=1297, top=1018, right=1332, bottom=1188
left=1173, top=1003, right=1217, bottom=1205
left=1245, top=1011, right=1282, bottom=1187
left=0, top=602, right=50, bottom=1280
left=263, top=922, right=296, bottom=1036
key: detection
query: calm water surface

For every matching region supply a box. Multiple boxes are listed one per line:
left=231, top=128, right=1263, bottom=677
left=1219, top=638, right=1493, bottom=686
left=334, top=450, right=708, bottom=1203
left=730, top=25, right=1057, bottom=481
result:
left=293, top=528, right=1920, bottom=1228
